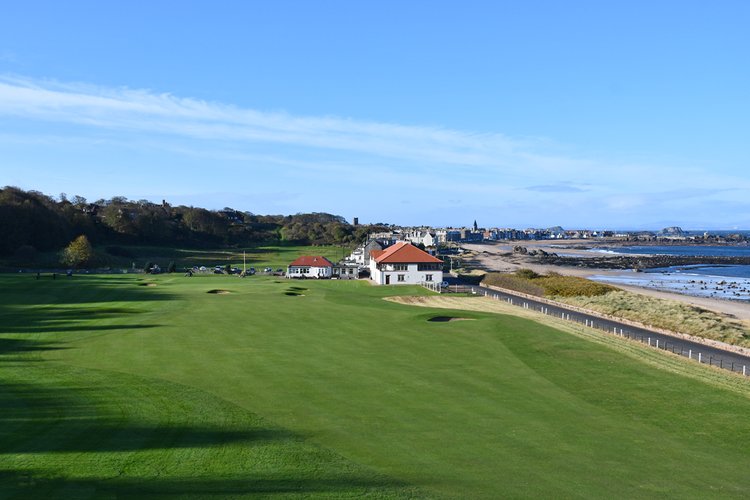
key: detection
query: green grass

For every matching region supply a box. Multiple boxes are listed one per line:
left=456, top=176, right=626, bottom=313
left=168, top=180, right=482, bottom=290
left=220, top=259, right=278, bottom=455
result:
left=2, top=274, right=750, bottom=498
left=2, top=243, right=350, bottom=272
left=113, top=243, right=350, bottom=270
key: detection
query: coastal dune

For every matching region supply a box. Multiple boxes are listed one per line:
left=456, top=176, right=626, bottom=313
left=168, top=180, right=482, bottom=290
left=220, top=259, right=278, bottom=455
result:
left=462, top=242, right=750, bottom=322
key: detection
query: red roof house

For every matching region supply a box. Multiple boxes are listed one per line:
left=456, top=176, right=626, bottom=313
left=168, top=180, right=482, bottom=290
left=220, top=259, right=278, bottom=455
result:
left=287, top=256, right=334, bottom=279
left=369, top=242, right=443, bottom=285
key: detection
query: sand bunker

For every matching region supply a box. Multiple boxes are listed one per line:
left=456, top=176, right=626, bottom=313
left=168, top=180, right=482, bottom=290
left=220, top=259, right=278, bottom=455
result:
left=207, top=289, right=231, bottom=294
left=428, top=316, right=474, bottom=322
left=138, top=283, right=157, bottom=287
left=284, top=291, right=305, bottom=296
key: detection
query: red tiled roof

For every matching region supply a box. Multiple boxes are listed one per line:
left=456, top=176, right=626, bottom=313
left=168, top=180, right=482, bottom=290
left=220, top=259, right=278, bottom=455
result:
left=288, top=256, right=334, bottom=267
left=370, top=249, right=386, bottom=260
left=373, top=242, right=443, bottom=264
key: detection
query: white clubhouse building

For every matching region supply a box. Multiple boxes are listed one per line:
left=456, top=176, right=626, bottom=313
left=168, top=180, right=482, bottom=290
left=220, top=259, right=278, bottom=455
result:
left=369, top=242, right=443, bottom=285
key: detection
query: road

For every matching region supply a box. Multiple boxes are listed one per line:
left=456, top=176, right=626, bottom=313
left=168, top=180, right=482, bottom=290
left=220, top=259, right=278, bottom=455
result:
left=443, top=279, right=750, bottom=376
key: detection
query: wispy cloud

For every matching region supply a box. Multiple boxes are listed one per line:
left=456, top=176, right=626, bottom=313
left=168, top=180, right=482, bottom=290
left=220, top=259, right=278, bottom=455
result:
left=0, top=75, right=538, bottom=170
left=2, top=75, right=749, bottom=227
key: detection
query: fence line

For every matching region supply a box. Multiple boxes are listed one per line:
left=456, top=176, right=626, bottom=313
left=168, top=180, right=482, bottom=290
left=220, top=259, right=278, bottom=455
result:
left=474, top=284, right=749, bottom=377
left=481, top=284, right=750, bottom=359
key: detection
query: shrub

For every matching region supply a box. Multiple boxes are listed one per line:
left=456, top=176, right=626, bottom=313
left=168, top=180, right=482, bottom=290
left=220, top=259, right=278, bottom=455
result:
left=482, top=270, right=616, bottom=298
left=515, top=268, right=540, bottom=280
left=60, top=235, right=94, bottom=268
left=536, top=275, right=616, bottom=297
left=482, top=273, right=545, bottom=296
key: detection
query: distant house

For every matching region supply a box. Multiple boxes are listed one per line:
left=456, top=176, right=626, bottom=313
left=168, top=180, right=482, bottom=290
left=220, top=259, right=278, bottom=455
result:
left=369, top=242, right=443, bottom=285
left=332, top=263, right=359, bottom=280
left=346, top=237, right=396, bottom=266
left=404, top=230, right=437, bottom=248
left=287, top=256, right=334, bottom=279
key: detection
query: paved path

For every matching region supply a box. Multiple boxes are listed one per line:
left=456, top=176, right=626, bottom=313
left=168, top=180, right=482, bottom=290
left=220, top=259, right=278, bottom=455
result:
left=444, top=280, right=750, bottom=376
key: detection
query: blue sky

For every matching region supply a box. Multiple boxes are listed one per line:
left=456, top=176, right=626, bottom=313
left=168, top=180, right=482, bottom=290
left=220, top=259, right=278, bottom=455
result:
left=1, top=1, right=748, bottom=229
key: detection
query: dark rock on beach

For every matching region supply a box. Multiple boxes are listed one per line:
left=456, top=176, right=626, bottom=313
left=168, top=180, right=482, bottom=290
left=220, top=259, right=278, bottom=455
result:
left=534, top=254, right=750, bottom=270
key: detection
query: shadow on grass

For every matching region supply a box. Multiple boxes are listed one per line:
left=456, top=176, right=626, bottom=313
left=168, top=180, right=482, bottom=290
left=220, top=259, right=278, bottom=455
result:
left=0, top=376, right=414, bottom=498
left=0, top=275, right=175, bottom=306
left=0, top=470, right=410, bottom=497
left=0, top=338, right=68, bottom=358
left=0, top=378, right=299, bottom=452
left=0, top=275, right=172, bottom=335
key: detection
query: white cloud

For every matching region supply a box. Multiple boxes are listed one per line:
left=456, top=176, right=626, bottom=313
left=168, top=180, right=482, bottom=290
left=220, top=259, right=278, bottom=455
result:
left=1, top=75, right=749, bottom=227
left=0, top=75, right=521, bottom=168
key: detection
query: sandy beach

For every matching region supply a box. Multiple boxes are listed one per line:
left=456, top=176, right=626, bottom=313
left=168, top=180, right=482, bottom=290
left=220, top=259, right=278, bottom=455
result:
left=462, top=242, right=750, bottom=321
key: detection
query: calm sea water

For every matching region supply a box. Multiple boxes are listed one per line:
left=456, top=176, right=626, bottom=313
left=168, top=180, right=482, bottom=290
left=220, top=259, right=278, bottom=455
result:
left=588, top=245, right=750, bottom=300
left=593, top=245, right=750, bottom=258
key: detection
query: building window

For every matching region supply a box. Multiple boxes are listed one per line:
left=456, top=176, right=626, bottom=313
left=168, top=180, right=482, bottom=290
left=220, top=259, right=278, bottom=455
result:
left=425, top=274, right=433, bottom=281
left=397, top=274, right=405, bottom=282
left=394, top=264, right=408, bottom=271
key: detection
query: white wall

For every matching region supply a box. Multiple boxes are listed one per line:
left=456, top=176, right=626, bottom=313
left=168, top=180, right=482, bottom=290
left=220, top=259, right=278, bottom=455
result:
left=287, top=266, right=332, bottom=278
left=369, top=262, right=443, bottom=285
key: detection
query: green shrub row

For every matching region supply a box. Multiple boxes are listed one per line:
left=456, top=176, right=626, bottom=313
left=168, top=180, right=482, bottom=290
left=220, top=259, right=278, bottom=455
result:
left=482, top=270, right=616, bottom=298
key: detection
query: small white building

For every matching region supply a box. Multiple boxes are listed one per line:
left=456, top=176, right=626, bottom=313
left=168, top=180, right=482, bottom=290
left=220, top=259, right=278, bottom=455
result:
left=404, top=230, right=437, bottom=248
left=287, top=256, right=334, bottom=279
left=369, top=242, right=443, bottom=285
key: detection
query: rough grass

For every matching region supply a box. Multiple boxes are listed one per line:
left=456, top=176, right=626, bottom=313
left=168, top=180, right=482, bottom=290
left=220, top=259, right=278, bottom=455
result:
left=481, top=272, right=546, bottom=296
left=2, top=274, right=750, bottom=498
left=559, top=290, right=750, bottom=347
left=483, top=270, right=617, bottom=297
left=483, top=270, right=750, bottom=346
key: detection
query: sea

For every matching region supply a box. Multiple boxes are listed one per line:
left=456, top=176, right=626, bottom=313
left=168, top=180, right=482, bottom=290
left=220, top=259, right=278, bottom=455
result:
left=586, top=245, right=750, bottom=301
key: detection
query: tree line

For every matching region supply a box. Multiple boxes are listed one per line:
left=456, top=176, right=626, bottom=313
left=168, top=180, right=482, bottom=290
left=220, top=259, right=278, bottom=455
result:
left=0, top=186, right=388, bottom=261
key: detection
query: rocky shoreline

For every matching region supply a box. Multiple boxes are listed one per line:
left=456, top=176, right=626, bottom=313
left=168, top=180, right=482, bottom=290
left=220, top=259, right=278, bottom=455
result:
left=533, top=253, right=750, bottom=270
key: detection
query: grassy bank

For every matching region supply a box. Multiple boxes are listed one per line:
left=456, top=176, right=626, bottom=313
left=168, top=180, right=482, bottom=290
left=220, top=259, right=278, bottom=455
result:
left=2, top=274, right=750, bottom=498
left=483, top=270, right=750, bottom=347
left=2, top=243, right=349, bottom=272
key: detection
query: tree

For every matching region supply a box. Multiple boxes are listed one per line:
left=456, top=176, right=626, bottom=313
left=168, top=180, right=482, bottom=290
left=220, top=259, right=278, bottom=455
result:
left=60, top=235, right=94, bottom=268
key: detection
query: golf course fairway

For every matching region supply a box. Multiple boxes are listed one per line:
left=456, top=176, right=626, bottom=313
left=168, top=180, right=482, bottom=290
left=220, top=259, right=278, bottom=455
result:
left=1, top=274, right=749, bottom=498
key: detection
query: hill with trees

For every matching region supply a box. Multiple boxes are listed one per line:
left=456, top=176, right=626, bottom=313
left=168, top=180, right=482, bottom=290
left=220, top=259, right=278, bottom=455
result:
left=0, top=186, right=388, bottom=262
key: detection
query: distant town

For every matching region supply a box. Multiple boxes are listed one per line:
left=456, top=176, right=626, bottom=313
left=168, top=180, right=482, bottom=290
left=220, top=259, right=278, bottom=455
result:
left=363, top=223, right=749, bottom=246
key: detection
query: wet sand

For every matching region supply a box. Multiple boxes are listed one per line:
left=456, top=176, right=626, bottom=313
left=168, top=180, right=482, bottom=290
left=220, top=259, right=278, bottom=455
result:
left=462, top=242, right=750, bottom=322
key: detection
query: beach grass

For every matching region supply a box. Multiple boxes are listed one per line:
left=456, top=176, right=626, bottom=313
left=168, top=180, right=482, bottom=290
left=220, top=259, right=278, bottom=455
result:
left=2, top=273, right=750, bottom=498
left=483, top=270, right=750, bottom=346
left=483, top=269, right=617, bottom=297
left=559, top=290, right=750, bottom=346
